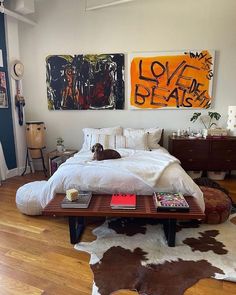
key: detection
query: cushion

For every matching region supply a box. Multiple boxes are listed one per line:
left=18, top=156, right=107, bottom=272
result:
left=16, top=181, right=47, bottom=215
left=106, top=133, right=148, bottom=150
left=82, top=127, right=123, bottom=150
left=200, top=186, right=232, bottom=224
left=124, top=127, right=162, bottom=150
left=107, top=135, right=126, bottom=149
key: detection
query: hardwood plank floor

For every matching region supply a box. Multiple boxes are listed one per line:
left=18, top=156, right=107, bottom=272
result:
left=0, top=172, right=235, bottom=295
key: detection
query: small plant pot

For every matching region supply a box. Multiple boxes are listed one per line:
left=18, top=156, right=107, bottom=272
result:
left=57, top=145, right=64, bottom=152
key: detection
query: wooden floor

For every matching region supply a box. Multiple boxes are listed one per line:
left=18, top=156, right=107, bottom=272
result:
left=0, top=172, right=235, bottom=295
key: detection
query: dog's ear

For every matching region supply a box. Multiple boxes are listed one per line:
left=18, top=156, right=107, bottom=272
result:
left=91, top=145, right=95, bottom=153
left=98, top=144, right=104, bottom=152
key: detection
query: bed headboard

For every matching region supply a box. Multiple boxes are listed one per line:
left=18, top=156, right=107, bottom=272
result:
left=159, top=129, right=164, bottom=147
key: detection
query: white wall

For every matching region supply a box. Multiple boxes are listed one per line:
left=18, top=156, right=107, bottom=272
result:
left=18, top=0, right=236, bottom=151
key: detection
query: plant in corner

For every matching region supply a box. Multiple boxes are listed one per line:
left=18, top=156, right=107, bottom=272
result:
left=190, top=112, right=221, bottom=129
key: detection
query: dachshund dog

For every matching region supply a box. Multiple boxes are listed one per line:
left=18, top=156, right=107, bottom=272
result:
left=91, top=143, right=121, bottom=161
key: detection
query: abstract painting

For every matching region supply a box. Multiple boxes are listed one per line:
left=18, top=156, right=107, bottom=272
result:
left=46, top=54, right=124, bottom=110
left=129, top=50, right=215, bottom=109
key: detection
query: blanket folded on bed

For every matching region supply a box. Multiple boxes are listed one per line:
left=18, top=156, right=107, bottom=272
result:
left=62, top=148, right=180, bottom=188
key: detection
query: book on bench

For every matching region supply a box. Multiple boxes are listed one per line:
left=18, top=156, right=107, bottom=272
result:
left=153, top=192, right=189, bottom=212
left=110, top=193, right=136, bottom=209
left=61, top=191, right=92, bottom=208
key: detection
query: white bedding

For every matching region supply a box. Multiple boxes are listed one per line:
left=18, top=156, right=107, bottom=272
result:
left=40, top=147, right=205, bottom=211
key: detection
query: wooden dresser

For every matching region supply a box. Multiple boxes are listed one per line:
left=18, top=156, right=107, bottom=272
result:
left=168, top=136, right=236, bottom=172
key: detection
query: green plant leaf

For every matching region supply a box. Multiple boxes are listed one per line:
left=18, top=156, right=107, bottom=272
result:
left=190, top=112, right=201, bottom=122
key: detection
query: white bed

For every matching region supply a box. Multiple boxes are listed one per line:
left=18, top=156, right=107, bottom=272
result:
left=16, top=127, right=205, bottom=215
left=40, top=147, right=205, bottom=211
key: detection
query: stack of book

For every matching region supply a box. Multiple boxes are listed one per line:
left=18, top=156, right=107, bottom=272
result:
left=110, top=193, right=136, bottom=209
left=61, top=190, right=92, bottom=208
left=153, top=192, right=189, bottom=212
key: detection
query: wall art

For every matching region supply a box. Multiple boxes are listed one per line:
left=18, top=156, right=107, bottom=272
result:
left=46, top=54, right=124, bottom=110
left=0, top=71, right=8, bottom=108
left=129, top=50, right=215, bottom=109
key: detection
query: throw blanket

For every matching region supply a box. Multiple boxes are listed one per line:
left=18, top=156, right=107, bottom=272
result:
left=63, top=148, right=179, bottom=188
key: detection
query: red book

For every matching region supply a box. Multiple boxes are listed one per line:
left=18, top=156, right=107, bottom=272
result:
left=110, top=193, right=136, bottom=209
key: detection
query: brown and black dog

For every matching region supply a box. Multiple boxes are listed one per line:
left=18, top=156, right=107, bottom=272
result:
left=91, top=143, right=121, bottom=161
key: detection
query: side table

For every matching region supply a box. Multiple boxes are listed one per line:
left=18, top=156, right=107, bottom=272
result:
left=47, top=149, right=78, bottom=177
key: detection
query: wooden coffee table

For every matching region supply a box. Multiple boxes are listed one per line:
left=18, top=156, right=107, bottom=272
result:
left=42, top=194, right=205, bottom=247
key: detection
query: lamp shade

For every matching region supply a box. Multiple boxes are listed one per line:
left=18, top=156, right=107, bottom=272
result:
left=227, top=106, right=236, bottom=136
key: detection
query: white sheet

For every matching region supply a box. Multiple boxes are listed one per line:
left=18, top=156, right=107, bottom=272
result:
left=40, top=147, right=205, bottom=211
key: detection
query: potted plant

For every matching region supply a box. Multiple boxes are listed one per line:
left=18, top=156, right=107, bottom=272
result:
left=56, top=137, right=64, bottom=152
left=190, top=112, right=221, bottom=138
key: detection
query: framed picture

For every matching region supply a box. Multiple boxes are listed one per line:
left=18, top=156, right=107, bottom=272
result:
left=46, top=54, right=125, bottom=110
left=128, top=50, right=215, bottom=110
left=0, top=71, right=8, bottom=108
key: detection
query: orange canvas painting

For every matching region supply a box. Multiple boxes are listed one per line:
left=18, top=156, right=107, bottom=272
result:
left=129, top=50, right=214, bottom=109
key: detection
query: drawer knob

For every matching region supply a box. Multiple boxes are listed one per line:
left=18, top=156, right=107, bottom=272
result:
left=226, top=159, right=231, bottom=162
left=188, top=149, right=193, bottom=152
left=188, top=159, right=193, bottom=162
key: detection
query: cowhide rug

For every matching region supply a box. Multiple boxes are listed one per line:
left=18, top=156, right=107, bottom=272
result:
left=75, top=215, right=236, bottom=295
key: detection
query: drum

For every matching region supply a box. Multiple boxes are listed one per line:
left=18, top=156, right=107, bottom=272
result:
left=26, top=121, right=46, bottom=158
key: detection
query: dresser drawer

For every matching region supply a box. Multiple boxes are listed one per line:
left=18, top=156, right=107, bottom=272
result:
left=209, top=159, right=236, bottom=170
left=171, top=140, right=209, bottom=160
left=181, top=159, right=207, bottom=170
left=211, top=141, right=236, bottom=160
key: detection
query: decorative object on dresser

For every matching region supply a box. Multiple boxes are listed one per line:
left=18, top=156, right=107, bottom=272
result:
left=190, top=111, right=221, bottom=138
left=168, top=136, right=236, bottom=176
left=227, top=106, right=236, bottom=136
left=47, top=149, right=78, bottom=176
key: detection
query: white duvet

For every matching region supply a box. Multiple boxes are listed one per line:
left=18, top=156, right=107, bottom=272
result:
left=40, top=147, right=205, bottom=211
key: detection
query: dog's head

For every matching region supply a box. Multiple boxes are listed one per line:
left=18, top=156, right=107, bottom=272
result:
left=91, top=143, right=104, bottom=153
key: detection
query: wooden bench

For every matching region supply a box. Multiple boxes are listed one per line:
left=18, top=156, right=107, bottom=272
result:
left=42, top=194, right=205, bottom=247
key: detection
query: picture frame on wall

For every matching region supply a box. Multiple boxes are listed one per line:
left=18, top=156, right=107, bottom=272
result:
left=46, top=54, right=125, bottom=110
left=128, top=50, right=215, bottom=110
left=0, top=71, right=8, bottom=108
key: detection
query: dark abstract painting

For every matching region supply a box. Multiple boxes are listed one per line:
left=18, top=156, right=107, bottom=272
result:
left=46, top=54, right=124, bottom=110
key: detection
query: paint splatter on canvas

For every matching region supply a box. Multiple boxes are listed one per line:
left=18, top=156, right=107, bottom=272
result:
left=129, top=50, right=214, bottom=109
left=46, top=54, right=124, bottom=110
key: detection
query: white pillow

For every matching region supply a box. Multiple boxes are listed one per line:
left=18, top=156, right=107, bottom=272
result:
left=89, top=134, right=108, bottom=150
left=107, top=133, right=148, bottom=150
left=124, top=127, right=162, bottom=150
left=126, top=133, right=148, bottom=150
left=82, top=127, right=123, bottom=150
left=107, top=135, right=126, bottom=149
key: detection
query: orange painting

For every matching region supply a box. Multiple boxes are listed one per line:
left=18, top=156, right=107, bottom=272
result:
left=129, top=50, right=214, bottom=109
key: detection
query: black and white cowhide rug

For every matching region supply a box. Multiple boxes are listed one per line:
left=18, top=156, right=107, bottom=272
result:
left=75, top=215, right=236, bottom=295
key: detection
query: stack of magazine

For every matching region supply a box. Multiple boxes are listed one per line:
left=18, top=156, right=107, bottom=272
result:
left=110, top=193, right=136, bottom=209
left=153, top=192, right=189, bottom=212
left=61, top=191, right=92, bottom=208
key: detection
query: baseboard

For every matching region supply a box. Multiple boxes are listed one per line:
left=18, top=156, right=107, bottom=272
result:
left=7, top=166, right=31, bottom=178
